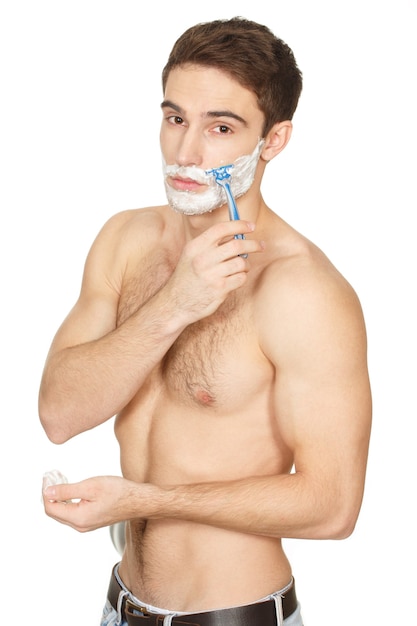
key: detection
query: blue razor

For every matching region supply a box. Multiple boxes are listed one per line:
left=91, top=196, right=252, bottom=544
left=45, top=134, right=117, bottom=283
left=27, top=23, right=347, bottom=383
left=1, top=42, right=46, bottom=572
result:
left=206, top=164, right=248, bottom=258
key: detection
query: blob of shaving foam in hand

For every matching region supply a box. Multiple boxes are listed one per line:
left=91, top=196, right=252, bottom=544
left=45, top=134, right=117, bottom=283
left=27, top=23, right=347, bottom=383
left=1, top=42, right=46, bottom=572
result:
left=42, top=469, right=70, bottom=503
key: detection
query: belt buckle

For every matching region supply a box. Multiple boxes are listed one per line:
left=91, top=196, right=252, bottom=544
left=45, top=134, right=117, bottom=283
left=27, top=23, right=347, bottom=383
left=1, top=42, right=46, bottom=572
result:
left=125, top=600, right=171, bottom=625
left=125, top=600, right=167, bottom=625
left=125, top=598, right=150, bottom=616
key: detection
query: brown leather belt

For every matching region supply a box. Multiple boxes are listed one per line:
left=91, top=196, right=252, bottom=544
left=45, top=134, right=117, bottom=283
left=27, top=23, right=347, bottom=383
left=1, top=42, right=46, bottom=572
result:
left=107, top=565, right=298, bottom=626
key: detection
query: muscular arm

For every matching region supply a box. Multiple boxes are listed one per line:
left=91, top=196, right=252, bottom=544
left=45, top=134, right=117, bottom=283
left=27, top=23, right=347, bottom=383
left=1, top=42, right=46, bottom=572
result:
left=163, top=260, right=372, bottom=539
left=158, top=260, right=371, bottom=540
left=44, top=254, right=372, bottom=540
left=39, top=212, right=261, bottom=443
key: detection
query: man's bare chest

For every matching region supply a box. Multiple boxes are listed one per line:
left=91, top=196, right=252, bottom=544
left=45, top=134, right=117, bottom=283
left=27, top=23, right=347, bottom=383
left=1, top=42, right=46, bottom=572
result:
left=116, top=256, right=267, bottom=411
left=161, top=293, right=255, bottom=408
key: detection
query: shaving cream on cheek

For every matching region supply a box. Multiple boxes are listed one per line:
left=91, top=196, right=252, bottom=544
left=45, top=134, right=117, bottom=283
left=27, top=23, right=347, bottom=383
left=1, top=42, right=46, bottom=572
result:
left=162, top=138, right=265, bottom=216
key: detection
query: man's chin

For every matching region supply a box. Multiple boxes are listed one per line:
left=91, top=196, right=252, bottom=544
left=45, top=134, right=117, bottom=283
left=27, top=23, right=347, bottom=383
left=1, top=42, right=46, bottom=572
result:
left=165, top=185, right=225, bottom=215
left=170, top=204, right=215, bottom=216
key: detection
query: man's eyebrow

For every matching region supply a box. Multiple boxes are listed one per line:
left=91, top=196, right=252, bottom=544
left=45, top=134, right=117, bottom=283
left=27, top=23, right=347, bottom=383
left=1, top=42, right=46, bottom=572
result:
left=160, top=100, right=248, bottom=126
left=161, top=100, right=183, bottom=114
left=205, top=110, right=248, bottom=126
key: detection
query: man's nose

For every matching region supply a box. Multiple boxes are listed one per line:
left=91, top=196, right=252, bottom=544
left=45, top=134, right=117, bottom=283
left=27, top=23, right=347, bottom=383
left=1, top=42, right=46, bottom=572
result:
left=176, top=129, right=204, bottom=167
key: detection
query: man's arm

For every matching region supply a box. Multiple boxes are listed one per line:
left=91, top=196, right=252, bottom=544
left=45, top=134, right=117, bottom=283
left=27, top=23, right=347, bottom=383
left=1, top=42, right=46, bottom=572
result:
left=261, top=259, right=372, bottom=538
left=43, top=255, right=371, bottom=540
left=39, top=213, right=262, bottom=443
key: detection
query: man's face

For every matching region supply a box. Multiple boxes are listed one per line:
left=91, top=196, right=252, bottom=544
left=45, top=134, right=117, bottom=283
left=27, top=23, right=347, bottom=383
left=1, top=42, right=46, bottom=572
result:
left=160, top=64, right=265, bottom=215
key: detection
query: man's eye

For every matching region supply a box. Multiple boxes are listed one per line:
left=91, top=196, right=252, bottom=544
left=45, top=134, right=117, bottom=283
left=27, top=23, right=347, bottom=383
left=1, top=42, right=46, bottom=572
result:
left=215, top=125, right=232, bottom=134
left=168, top=115, right=184, bottom=125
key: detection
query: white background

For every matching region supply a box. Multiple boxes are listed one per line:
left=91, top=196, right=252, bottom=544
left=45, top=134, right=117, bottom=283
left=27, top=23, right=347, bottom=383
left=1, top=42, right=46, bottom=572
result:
left=1, top=1, right=416, bottom=624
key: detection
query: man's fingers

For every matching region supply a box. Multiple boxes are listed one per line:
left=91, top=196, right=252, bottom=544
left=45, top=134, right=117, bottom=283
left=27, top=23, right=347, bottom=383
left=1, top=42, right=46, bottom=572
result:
left=43, top=482, right=82, bottom=503
left=218, top=236, right=265, bottom=263
left=198, top=220, right=255, bottom=249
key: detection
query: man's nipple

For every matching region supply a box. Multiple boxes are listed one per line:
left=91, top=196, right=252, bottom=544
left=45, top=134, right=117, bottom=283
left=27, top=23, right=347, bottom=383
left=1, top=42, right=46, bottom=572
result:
left=195, top=388, right=215, bottom=407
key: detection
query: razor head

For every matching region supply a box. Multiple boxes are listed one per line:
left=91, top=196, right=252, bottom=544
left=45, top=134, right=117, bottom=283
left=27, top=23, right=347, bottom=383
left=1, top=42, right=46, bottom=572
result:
left=205, top=164, right=235, bottom=181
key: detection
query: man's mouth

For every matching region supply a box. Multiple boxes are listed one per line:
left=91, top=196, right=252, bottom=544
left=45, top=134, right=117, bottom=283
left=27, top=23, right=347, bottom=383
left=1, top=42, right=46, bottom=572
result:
left=168, top=176, right=207, bottom=193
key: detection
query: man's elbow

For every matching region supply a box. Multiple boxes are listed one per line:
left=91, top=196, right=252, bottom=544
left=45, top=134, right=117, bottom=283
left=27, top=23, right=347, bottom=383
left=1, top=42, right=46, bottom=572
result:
left=318, top=503, right=361, bottom=540
left=38, top=395, right=72, bottom=445
left=39, top=414, right=72, bottom=445
left=326, top=515, right=357, bottom=540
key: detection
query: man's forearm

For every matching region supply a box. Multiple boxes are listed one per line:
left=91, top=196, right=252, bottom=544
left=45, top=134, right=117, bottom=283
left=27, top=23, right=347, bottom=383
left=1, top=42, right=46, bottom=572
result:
left=39, top=290, right=186, bottom=443
left=140, top=473, right=361, bottom=541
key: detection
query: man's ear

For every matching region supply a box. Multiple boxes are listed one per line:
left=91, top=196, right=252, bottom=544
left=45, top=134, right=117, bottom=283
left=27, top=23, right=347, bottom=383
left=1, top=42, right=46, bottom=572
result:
left=261, top=121, right=293, bottom=162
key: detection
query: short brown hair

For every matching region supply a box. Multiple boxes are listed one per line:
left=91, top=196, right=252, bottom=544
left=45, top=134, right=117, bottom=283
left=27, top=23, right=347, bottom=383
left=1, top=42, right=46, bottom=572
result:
left=162, top=17, right=303, bottom=136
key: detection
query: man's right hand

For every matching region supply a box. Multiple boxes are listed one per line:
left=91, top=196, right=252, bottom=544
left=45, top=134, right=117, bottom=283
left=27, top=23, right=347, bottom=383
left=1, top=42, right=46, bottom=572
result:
left=165, top=220, right=264, bottom=323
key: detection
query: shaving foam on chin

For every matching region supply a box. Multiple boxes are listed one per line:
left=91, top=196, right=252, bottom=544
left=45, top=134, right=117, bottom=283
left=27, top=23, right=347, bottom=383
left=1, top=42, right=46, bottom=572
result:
left=163, top=138, right=265, bottom=215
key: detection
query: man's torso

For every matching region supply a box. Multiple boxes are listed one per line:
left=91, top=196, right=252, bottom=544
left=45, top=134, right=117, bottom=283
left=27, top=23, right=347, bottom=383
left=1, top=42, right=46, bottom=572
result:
left=113, top=207, right=304, bottom=610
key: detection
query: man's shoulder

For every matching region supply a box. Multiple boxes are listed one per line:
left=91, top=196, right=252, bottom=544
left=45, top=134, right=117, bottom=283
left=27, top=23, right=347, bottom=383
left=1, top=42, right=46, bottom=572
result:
left=85, top=205, right=175, bottom=277
left=95, top=205, right=176, bottom=256
left=104, top=205, right=171, bottom=238
left=254, top=235, right=364, bottom=362
left=255, top=234, right=360, bottom=325
left=259, top=232, right=350, bottom=294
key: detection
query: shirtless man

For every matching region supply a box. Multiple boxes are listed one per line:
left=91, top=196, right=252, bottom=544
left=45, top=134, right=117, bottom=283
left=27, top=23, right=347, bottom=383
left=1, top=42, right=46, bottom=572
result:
left=40, top=17, right=372, bottom=626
